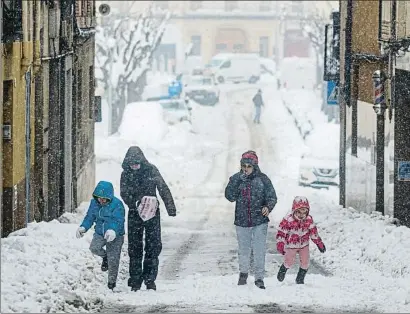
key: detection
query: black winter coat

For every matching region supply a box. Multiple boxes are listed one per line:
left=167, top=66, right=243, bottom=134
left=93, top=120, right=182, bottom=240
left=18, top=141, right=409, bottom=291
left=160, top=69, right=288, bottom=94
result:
left=225, top=167, right=277, bottom=227
left=120, top=146, right=176, bottom=216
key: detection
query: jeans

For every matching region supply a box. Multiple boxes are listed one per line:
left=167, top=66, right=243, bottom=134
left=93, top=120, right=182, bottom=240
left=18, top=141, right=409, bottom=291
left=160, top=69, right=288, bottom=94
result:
left=235, top=222, right=268, bottom=280
left=254, top=106, right=261, bottom=123
left=89, top=233, right=124, bottom=283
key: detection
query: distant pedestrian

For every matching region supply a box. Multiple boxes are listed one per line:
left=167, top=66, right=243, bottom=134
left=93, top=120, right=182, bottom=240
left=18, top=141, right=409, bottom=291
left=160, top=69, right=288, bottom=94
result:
left=276, top=196, right=326, bottom=284
left=252, top=89, right=264, bottom=124
left=76, top=181, right=125, bottom=290
left=120, top=146, right=177, bottom=292
left=225, top=150, right=278, bottom=289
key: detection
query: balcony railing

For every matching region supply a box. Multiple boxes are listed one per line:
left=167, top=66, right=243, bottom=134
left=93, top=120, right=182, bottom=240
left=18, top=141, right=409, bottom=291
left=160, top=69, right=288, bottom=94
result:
left=2, top=0, right=23, bottom=42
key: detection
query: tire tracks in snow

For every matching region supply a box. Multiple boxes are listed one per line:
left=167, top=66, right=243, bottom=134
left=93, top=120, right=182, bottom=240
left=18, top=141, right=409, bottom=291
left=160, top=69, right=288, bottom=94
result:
left=159, top=89, right=239, bottom=281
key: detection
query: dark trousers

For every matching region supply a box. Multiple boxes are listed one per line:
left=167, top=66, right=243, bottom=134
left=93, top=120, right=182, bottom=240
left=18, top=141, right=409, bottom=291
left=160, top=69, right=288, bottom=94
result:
left=128, top=210, right=162, bottom=286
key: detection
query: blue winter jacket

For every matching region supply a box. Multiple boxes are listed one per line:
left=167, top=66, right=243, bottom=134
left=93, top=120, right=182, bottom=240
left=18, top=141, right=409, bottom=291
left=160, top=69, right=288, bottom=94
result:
left=80, top=181, right=125, bottom=237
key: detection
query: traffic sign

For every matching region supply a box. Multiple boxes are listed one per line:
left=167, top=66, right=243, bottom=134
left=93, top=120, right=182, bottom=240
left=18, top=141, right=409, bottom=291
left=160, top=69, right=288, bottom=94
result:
left=327, top=80, right=338, bottom=105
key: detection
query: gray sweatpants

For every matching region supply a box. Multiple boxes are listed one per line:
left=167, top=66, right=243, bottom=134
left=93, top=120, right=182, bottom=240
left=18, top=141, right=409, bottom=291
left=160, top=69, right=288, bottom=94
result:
left=89, top=233, right=124, bottom=284
left=235, top=223, right=268, bottom=280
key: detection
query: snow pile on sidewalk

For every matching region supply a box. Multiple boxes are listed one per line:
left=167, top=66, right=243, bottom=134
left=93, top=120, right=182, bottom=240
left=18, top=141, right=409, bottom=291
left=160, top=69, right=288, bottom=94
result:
left=311, top=199, right=410, bottom=278
left=0, top=220, right=106, bottom=313
left=264, top=87, right=330, bottom=140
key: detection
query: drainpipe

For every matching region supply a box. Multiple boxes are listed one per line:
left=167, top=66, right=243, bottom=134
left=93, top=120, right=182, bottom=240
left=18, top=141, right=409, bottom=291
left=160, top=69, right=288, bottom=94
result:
left=21, top=0, right=30, bottom=69
left=340, top=0, right=353, bottom=207
left=33, top=0, right=41, bottom=74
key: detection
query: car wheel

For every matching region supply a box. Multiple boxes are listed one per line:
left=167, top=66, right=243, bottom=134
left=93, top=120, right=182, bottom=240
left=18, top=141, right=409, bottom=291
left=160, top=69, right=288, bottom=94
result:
left=217, top=76, right=225, bottom=84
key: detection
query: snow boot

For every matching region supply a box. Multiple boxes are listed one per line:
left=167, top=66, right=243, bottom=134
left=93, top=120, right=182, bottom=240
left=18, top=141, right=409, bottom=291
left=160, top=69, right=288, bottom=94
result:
left=128, top=278, right=142, bottom=292
left=237, top=272, right=248, bottom=285
left=101, top=256, right=108, bottom=272
left=277, top=264, right=288, bottom=282
left=254, top=279, right=266, bottom=289
left=295, top=268, right=308, bottom=284
left=108, top=282, right=116, bottom=290
left=145, top=281, right=157, bottom=291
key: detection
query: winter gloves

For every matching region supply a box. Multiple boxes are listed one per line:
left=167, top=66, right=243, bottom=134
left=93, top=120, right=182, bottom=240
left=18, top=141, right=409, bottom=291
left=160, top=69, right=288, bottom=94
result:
left=277, top=242, right=285, bottom=255
left=317, top=242, right=326, bottom=253
left=104, top=229, right=116, bottom=242
left=76, top=226, right=116, bottom=242
left=76, top=226, right=86, bottom=238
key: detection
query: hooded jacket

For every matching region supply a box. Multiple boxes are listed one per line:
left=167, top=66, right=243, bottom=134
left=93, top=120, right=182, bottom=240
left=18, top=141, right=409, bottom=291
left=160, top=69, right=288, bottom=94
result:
left=120, top=146, right=176, bottom=216
left=225, top=165, right=277, bottom=227
left=80, top=181, right=125, bottom=236
left=276, top=196, right=324, bottom=249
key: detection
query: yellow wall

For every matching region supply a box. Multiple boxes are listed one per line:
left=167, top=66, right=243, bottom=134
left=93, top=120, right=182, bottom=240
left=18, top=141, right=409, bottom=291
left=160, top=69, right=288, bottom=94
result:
left=2, top=41, right=35, bottom=188
left=352, top=0, right=380, bottom=56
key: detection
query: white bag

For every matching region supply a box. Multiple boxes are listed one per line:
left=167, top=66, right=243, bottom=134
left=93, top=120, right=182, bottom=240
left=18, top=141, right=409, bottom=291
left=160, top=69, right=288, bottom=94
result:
left=137, top=196, right=158, bottom=221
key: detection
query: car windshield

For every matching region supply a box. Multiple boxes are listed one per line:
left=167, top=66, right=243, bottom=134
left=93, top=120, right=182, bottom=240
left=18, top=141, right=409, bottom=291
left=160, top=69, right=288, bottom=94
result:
left=189, top=77, right=213, bottom=85
left=161, top=101, right=184, bottom=110
left=209, top=59, right=224, bottom=67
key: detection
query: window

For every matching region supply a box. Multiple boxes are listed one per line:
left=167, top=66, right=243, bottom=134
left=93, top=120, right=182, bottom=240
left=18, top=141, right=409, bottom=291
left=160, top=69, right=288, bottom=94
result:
left=215, top=43, right=227, bottom=52
left=191, top=35, right=201, bottom=56
left=221, top=61, right=231, bottom=69
left=225, top=1, right=238, bottom=11
left=259, top=36, right=269, bottom=57
left=233, top=43, right=244, bottom=52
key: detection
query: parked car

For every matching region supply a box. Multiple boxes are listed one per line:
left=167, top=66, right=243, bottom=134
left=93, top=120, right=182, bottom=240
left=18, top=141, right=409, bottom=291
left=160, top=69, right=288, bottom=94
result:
left=298, top=123, right=340, bottom=189
left=207, top=53, right=261, bottom=84
left=160, top=98, right=192, bottom=125
left=184, top=75, right=220, bottom=106
left=298, top=152, right=339, bottom=189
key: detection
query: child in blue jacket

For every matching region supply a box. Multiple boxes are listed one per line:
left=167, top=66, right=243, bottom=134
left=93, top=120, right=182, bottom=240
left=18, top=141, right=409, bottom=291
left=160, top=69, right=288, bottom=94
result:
left=76, top=181, right=125, bottom=290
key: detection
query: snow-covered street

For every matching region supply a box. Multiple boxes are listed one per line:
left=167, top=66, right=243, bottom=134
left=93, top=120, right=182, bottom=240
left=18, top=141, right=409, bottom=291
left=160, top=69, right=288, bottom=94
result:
left=2, top=83, right=410, bottom=313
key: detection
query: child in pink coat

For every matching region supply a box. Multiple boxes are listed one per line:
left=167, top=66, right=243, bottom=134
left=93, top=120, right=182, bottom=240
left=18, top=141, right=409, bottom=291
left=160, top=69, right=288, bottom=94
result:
left=276, top=196, right=326, bottom=284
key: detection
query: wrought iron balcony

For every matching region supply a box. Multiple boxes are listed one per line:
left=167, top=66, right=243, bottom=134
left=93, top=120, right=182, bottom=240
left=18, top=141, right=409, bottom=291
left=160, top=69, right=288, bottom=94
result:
left=2, top=0, right=23, bottom=43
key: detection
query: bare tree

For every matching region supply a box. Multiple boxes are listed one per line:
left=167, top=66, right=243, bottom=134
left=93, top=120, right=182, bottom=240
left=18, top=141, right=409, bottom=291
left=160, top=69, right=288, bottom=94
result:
left=300, top=14, right=327, bottom=90
left=95, top=4, right=170, bottom=134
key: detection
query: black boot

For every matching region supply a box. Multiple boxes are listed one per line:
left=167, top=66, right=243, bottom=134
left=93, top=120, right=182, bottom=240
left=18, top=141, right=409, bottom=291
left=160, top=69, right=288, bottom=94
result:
left=295, top=268, right=308, bottom=284
left=128, top=278, right=142, bottom=292
left=145, top=281, right=157, bottom=291
left=254, top=279, right=266, bottom=289
left=237, top=272, right=248, bottom=285
left=101, top=256, right=108, bottom=272
left=108, top=282, right=116, bottom=290
left=277, top=264, right=288, bottom=282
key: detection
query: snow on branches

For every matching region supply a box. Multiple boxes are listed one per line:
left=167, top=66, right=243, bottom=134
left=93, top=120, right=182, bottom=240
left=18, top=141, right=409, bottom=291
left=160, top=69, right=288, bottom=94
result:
left=95, top=6, right=170, bottom=96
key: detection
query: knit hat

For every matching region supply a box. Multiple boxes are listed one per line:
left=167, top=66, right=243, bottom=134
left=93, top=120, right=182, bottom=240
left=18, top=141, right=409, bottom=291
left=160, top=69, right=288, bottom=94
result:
left=241, top=150, right=259, bottom=166
left=292, top=196, right=310, bottom=212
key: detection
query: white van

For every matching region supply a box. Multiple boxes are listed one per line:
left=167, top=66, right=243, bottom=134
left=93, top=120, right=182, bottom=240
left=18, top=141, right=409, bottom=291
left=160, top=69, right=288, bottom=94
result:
left=207, top=53, right=261, bottom=84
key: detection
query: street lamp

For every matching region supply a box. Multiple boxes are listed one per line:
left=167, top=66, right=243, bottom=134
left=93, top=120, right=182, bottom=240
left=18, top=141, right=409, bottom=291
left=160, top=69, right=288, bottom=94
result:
left=372, top=70, right=388, bottom=116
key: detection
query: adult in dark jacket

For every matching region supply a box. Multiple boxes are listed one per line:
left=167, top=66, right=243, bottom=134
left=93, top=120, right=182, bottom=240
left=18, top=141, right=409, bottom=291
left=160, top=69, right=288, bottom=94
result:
left=225, top=150, right=277, bottom=289
left=252, top=89, right=264, bottom=124
left=120, top=146, right=176, bottom=291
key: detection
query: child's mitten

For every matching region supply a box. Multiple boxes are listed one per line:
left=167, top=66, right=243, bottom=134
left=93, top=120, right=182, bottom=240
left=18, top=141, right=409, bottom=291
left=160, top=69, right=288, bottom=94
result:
left=277, top=242, right=285, bottom=255
left=317, top=242, right=326, bottom=253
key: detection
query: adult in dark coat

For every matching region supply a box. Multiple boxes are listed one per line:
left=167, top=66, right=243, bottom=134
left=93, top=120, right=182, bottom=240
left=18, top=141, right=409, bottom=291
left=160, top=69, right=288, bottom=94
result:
left=120, top=146, right=176, bottom=291
left=252, top=89, right=264, bottom=124
left=225, top=150, right=277, bottom=289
